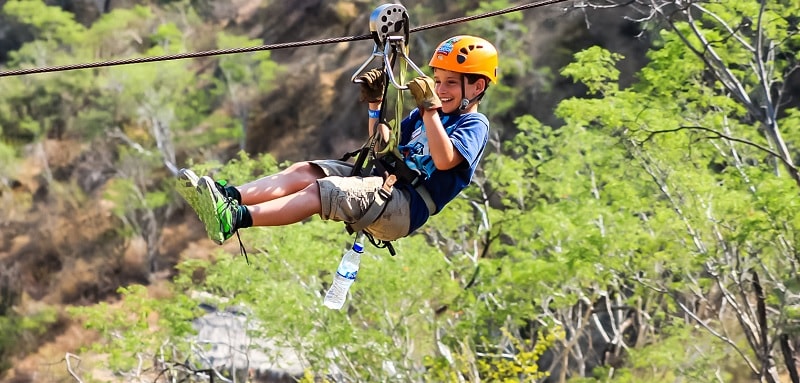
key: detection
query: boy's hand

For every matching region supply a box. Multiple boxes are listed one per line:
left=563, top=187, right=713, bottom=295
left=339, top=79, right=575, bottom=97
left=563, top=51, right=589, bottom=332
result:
left=357, top=68, right=385, bottom=103
left=407, top=76, right=441, bottom=111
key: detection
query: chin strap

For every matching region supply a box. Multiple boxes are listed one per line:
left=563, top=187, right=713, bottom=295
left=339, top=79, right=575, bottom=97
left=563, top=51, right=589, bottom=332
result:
left=458, top=74, right=485, bottom=111
left=459, top=95, right=484, bottom=111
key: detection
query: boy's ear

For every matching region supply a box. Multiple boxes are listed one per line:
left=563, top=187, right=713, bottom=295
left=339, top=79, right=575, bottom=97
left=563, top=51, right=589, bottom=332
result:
left=475, top=78, right=486, bottom=93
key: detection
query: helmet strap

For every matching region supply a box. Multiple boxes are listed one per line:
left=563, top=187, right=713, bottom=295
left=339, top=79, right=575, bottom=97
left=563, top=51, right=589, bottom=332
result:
left=459, top=75, right=470, bottom=111
left=458, top=74, right=485, bottom=111
left=459, top=98, right=470, bottom=111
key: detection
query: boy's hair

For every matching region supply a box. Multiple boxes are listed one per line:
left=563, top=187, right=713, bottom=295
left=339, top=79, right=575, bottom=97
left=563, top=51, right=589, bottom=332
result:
left=465, top=73, right=490, bottom=90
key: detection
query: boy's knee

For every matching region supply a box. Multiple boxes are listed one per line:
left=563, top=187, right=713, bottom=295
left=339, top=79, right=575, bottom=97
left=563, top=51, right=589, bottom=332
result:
left=302, top=162, right=326, bottom=178
left=283, top=161, right=325, bottom=183
left=285, top=161, right=309, bottom=172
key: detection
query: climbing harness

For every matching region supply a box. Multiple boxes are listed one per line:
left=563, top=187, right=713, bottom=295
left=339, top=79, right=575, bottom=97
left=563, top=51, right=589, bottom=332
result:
left=344, top=4, right=436, bottom=254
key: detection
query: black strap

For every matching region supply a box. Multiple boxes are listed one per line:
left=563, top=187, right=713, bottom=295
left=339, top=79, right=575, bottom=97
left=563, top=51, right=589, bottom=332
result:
left=375, top=152, right=423, bottom=186
left=364, top=231, right=396, bottom=256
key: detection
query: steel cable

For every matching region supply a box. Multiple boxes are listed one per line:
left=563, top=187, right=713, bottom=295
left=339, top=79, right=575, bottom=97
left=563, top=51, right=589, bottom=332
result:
left=0, top=0, right=571, bottom=78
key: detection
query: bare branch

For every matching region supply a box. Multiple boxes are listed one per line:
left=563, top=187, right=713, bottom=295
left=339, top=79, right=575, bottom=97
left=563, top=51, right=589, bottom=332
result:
left=676, top=301, right=759, bottom=373
left=65, top=353, right=84, bottom=383
left=638, top=125, right=798, bottom=172
left=693, top=4, right=755, bottom=52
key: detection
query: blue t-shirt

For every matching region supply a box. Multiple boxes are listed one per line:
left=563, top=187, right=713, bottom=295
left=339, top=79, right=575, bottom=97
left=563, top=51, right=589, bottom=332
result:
left=396, top=108, right=489, bottom=234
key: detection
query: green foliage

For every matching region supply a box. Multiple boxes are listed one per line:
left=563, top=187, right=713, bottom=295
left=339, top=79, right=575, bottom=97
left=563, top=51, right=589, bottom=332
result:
left=0, top=304, right=59, bottom=372
left=476, top=327, right=562, bottom=382
left=216, top=32, right=281, bottom=93
left=561, top=47, right=623, bottom=95
left=68, top=284, right=200, bottom=372
left=213, top=31, right=283, bottom=148
left=2, top=0, right=86, bottom=47
left=169, top=218, right=458, bottom=380
left=84, top=6, right=152, bottom=59
left=609, top=323, right=733, bottom=383
left=0, top=140, right=17, bottom=178
left=191, top=150, right=280, bottom=185
left=0, top=0, right=96, bottom=142
left=461, top=2, right=800, bottom=380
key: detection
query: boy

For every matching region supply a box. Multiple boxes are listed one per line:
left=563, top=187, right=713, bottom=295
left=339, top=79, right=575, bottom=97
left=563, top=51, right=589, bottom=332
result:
left=178, top=35, right=498, bottom=245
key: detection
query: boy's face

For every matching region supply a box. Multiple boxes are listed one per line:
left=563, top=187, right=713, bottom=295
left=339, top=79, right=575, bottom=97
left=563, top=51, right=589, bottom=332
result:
left=432, top=68, right=484, bottom=113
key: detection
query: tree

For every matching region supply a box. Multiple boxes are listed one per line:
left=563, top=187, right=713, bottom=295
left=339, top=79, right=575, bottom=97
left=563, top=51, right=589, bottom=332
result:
left=514, top=0, right=800, bottom=379
left=215, top=32, right=282, bottom=151
left=423, top=0, right=800, bottom=381
left=0, top=0, right=93, bottom=181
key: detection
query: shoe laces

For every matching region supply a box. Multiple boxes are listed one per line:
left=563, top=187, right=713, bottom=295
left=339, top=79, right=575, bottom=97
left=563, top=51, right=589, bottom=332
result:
left=220, top=195, right=250, bottom=265
left=235, top=231, right=249, bottom=265
left=215, top=179, right=228, bottom=193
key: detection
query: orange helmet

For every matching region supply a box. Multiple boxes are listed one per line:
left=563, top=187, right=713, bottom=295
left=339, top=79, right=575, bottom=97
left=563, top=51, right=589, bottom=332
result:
left=428, top=35, right=498, bottom=83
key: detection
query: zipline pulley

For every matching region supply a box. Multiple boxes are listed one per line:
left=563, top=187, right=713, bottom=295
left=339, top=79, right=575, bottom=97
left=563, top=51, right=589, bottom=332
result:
left=350, top=4, right=425, bottom=90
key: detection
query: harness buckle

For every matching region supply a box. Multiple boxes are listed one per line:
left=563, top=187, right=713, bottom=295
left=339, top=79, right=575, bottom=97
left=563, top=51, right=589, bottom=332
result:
left=379, top=174, right=397, bottom=200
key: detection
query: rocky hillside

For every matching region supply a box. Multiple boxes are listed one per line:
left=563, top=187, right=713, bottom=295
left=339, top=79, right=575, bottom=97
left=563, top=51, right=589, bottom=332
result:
left=0, top=0, right=652, bottom=380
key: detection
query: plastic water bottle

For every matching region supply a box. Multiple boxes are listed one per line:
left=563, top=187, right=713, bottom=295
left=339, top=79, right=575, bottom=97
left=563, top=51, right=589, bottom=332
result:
left=324, top=242, right=364, bottom=310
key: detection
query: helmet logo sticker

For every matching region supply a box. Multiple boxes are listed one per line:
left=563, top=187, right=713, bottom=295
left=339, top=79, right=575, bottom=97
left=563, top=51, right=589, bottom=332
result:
left=435, top=37, right=460, bottom=58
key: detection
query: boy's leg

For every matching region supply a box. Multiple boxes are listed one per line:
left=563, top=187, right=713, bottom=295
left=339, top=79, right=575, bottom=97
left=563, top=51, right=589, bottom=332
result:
left=180, top=160, right=350, bottom=243
left=247, top=182, right=322, bottom=226
left=236, top=161, right=326, bottom=205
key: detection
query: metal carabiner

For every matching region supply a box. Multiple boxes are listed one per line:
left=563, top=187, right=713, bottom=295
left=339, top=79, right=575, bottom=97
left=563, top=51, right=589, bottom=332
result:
left=382, top=36, right=426, bottom=90
left=351, top=44, right=384, bottom=84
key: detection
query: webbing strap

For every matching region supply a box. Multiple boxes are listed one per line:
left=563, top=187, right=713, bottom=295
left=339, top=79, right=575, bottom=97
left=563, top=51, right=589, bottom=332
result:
left=377, top=38, right=407, bottom=158
left=415, top=184, right=436, bottom=216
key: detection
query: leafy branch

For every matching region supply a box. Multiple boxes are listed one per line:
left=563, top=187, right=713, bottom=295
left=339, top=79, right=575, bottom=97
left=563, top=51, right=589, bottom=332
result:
left=637, top=125, right=799, bottom=173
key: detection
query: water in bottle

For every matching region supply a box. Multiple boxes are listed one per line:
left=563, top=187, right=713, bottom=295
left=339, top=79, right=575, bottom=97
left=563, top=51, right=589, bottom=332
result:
left=324, top=242, right=364, bottom=310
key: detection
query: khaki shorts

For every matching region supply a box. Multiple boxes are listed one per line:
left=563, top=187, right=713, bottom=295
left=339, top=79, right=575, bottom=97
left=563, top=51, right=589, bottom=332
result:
left=311, top=160, right=411, bottom=241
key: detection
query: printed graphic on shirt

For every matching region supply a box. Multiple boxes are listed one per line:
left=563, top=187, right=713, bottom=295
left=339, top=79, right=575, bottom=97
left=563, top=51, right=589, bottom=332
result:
left=409, top=125, right=422, bottom=142
left=399, top=115, right=454, bottom=179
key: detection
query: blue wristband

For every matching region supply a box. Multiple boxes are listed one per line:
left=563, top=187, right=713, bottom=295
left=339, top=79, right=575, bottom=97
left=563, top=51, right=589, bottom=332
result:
left=368, top=109, right=380, bottom=119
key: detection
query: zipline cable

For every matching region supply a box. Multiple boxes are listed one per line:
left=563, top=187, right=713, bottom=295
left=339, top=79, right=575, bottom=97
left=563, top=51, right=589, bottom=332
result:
left=0, top=0, right=571, bottom=78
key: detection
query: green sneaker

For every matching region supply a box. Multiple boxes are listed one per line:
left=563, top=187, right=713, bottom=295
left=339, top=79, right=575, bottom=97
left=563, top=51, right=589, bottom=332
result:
left=196, top=176, right=240, bottom=245
left=176, top=168, right=202, bottom=216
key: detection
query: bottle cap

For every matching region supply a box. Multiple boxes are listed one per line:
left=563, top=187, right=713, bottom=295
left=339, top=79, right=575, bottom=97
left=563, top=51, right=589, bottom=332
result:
left=352, top=242, right=364, bottom=253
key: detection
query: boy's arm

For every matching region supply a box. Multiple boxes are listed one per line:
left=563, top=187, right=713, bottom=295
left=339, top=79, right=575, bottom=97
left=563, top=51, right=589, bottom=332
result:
left=422, top=111, right=464, bottom=170
left=408, top=76, right=464, bottom=170
left=357, top=68, right=386, bottom=138
left=368, top=101, right=382, bottom=137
